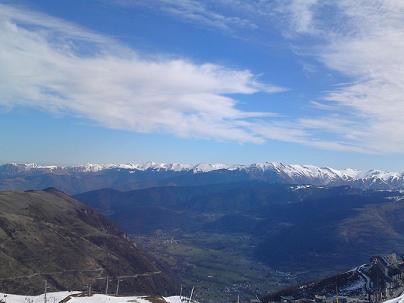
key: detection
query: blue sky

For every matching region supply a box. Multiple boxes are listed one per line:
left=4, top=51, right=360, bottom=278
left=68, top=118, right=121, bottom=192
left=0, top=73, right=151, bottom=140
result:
left=1, top=0, right=404, bottom=170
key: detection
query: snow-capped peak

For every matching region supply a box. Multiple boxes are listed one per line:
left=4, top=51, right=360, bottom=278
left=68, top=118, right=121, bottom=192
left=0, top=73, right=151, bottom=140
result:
left=192, top=163, right=231, bottom=173
left=246, top=162, right=362, bottom=184
left=1, top=161, right=404, bottom=190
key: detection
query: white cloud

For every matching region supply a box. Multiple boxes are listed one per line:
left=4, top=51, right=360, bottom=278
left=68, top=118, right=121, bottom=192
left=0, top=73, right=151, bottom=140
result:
left=278, top=0, right=320, bottom=34
left=279, top=0, right=404, bottom=153
left=0, top=3, right=289, bottom=144
left=116, top=0, right=257, bottom=31
left=110, top=0, right=404, bottom=153
left=4, top=1, right=401, bottom=154
left=252, top=120, right=366, bottom=153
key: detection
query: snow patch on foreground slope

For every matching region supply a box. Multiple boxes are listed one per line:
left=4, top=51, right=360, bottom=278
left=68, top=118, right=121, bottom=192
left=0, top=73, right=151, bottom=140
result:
left=0, top=292, right=78, bottom=303
left=0, top=292, right=185, bottom=303
left=384, top=292, right=404, bottom=303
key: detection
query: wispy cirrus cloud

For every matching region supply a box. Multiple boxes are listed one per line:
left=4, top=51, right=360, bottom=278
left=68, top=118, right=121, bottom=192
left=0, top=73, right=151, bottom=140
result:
left=277, top=0, right=404, bottom=153
left=116, top=0, right=257, bottom=32
left=145, top=0, right=404, bottom=154
left=0, top=3, right=290, bottom=145
left=123, top=0, right=404, bottom=153
left=4, top=1, right=401, bottom=154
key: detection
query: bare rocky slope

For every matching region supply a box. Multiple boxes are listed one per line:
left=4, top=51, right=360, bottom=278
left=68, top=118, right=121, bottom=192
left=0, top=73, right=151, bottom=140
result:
left=0, top=188, right=177, bottom=295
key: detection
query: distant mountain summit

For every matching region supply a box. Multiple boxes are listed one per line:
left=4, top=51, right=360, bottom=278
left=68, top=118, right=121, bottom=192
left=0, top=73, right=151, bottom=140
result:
left=1, top=162, right=404, bottom=193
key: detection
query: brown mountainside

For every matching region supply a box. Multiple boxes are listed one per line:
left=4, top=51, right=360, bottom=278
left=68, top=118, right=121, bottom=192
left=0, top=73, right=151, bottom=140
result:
left=0, top=188, right=177, bottom=295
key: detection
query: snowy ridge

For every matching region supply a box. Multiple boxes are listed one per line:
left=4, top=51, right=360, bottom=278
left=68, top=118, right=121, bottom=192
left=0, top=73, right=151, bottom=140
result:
left=247, top=162, right=362, bottom=183
left=1, top=161, right=402, bottom=178
left=1, top=162, right=235, bottom=173
left=2, top=161, right=404, bottom=189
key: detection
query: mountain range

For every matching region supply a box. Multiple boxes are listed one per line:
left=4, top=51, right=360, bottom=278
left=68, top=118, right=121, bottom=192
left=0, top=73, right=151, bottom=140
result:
left=1, top=162, right=404, bottom=194
left=2, top=163, right=404, bottom=300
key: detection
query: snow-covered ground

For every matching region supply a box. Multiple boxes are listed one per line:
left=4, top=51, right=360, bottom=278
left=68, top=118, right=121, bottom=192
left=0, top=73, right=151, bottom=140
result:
left=0, top=292, right=186, bottom=303
left=0, top=292, right=79, bottom=303
left=384, top=292, right=404, bottom=303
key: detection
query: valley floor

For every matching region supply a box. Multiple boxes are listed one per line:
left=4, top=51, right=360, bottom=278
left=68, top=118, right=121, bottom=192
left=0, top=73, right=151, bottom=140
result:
left=132, top=231, right=300, bottom=302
